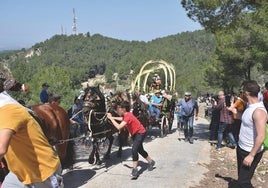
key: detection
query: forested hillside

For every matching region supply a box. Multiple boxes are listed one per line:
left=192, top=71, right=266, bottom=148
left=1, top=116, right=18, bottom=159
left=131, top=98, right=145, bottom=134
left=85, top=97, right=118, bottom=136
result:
left=0, top=30, right=216, bottom=108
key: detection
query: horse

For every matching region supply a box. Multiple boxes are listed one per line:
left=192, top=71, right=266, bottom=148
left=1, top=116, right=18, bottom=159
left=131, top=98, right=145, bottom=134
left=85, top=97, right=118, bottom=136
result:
left=131, top=92, right=150, bottom=128
left=82, top=86, right=128, bottom=165
left=31, top=103, right=75, bottom=168
left=0, top=75, right=74, bottom=185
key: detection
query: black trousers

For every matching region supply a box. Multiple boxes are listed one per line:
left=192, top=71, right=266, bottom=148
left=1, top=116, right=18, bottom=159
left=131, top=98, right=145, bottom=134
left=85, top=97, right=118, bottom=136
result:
left=236, top=145, right=263, bottom=188
left=132, top=133, right=148, bottom=161
left=232, top=119, right=241, bottom=142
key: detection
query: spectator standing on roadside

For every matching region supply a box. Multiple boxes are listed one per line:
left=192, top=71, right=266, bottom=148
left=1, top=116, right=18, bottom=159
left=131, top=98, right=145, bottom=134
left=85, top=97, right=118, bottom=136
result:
left=263, top=82, right=268, bottom=111
left=209, top=96, right=220, bottom=143
left=236, top=80, right=267, bottom=188
left=40, top=82, right=50, bottom=104
left=213, top=91, right=236, bottom=150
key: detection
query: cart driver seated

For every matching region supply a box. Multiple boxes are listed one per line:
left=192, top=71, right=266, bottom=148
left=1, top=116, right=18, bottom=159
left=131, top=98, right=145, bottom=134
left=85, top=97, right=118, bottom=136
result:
left=150, top=74, right=161, bottom=91
left=149, top=90, right=163, bottom=122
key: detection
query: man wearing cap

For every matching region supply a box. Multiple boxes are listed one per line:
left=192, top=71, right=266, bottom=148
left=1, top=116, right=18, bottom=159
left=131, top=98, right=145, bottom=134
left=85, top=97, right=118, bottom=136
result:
left=40, top=83, right=49, bottom=104
left=178, top=92, right=199, bottom=144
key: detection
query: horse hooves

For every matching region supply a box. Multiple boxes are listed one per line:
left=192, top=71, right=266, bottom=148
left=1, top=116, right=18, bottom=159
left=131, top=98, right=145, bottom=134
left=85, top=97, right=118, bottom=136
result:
left=95, top=160, right=102, bottom=165
left=117, top=152, right=122, bottom=158
left=88, top=157, right=95, bottom=164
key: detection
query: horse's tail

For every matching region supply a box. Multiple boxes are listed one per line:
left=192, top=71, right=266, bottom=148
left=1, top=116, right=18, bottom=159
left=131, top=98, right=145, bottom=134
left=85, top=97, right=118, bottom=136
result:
left=62, top=135, right=75, bottom=169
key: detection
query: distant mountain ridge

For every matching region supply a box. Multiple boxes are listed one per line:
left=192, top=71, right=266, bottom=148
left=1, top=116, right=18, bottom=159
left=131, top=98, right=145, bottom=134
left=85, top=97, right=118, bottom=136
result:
left=0, top=30, right=215, bottom=108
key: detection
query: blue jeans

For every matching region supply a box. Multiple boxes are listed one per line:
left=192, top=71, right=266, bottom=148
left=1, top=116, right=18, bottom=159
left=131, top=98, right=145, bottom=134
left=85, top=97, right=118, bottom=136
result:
left=149, top=106, right=161, bottom=120
left=217, top=122, right=236, bottom=148
left=182, top=116, right=194, bottom=138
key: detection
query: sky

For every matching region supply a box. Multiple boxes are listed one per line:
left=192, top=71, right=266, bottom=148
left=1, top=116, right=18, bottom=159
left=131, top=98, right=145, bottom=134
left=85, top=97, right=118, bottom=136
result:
left=0, top=0, right=202, bottom=50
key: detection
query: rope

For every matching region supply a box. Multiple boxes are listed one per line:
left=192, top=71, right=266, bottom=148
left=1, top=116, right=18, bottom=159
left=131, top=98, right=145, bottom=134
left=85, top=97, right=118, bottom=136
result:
left=52, top=135, right=86, bottom=146
left=88, top=110, right=93, bottom=137
left=52, top=129, right=112, bottom=146
left=70, top=109, right=83, bottom=120
left=92, top=129, right=112, bottom=136
left=94, top=112, right=107, bottom=115
left=93, top=112, right=107, bottom=121
left=52, top=109, right=111, bottom=146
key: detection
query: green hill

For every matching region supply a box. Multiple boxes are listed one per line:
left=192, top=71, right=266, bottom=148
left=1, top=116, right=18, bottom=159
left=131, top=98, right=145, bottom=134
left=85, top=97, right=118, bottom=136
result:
left=0, top=30, right=216, bottom=108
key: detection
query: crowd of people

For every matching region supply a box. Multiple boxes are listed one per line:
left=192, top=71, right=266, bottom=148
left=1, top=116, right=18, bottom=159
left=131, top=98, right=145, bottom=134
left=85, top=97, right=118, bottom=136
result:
left=205, top=81, right=268, bottom=188
left=0, top=77, right=267, bottom=187
left=37, top=80, right=268, bottom=187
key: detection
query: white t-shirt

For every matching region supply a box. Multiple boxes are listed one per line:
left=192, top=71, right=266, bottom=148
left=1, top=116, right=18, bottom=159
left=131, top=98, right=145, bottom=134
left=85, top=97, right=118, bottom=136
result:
left=0, top=91, right=19, bottom=107
left=258, top=92, right=263, bottom=101
left=139, top=95, right=149, bottom=105
left=238, top=102, right=267, bottom=152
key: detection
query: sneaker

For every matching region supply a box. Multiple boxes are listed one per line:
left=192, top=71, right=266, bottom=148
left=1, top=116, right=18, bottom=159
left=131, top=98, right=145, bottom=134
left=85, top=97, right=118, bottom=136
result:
left=148, top=160, right=155, bottom=171
left=228, top=144, right=237, bottom=149
left=208, top=140, right=217, bottom=144
left=131, top=168, right=139, bottom=178
left=189, top=137, right=194, bottom=144
left=184, top=137, right=189, bottom=142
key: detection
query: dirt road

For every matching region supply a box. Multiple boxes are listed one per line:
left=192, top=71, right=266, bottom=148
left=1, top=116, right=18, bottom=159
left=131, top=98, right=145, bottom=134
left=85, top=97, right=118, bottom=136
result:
left=63, top=117, right=210, bottom=188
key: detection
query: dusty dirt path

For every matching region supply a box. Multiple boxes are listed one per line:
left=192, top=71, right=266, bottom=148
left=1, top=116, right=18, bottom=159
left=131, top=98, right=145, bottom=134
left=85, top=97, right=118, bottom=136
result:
left=193, top=146, right=268, bottom=188
left=63, top=117, right=211, bottom=188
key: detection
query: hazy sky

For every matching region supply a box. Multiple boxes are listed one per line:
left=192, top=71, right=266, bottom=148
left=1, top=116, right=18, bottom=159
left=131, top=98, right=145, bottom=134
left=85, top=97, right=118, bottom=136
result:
left=0, top=0, right=202, bottom=50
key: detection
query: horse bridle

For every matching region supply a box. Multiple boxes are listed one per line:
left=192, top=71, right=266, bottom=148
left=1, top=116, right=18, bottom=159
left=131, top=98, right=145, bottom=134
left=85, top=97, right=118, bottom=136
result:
left=0, top=71, right=27, bottom=92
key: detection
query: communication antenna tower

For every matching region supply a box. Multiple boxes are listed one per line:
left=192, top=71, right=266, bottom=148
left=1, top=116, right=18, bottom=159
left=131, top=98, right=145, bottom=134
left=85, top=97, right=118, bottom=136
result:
left=61, top=25, right=64, bottom=35
left=72, top=8, right=77, bottom=35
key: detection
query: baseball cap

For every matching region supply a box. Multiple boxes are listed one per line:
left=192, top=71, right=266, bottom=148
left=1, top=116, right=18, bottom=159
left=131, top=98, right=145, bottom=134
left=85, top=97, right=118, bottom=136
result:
left=185, top=92, right=191, bottom=96
left=42, top=82, right=49, bottom=87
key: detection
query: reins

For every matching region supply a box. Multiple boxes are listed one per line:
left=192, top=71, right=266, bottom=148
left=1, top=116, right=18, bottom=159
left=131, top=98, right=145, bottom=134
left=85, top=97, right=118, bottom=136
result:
left=70, top=109, right=83, bottom=120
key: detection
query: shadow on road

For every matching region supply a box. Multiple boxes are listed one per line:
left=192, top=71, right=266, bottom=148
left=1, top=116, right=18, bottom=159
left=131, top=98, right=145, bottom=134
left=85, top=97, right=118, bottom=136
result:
left=193, top=123, right=210, bottom=141
left=123, top=161, right=150, bottom=175
left=215, top=174, right=240, bottom=188
left=103, top=148, right=132, bottom=168
left=63, top=169, right=96, bottom=188
left=144, top=128, right=163, bottom=143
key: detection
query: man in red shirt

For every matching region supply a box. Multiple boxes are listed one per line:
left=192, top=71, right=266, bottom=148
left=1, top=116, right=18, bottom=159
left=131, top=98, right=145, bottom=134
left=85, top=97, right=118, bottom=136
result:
left=107, top=101, right=155, bottom=179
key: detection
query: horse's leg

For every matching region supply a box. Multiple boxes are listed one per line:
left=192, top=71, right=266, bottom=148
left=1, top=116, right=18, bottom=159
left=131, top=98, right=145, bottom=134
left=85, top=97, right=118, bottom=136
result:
left=104, top=135, right=114, bottom=159
left=95, top=142, right=102, bottom=165
left=117, top=133, right=123, bottom=158
left=63, top=138, right=75, bottom=169
left=88, top=140, right=96, bottom=164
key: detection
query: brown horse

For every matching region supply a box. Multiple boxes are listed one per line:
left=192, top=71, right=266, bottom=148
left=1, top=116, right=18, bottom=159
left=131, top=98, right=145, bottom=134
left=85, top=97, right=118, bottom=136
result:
left=31, top=103, right=74, bottom=168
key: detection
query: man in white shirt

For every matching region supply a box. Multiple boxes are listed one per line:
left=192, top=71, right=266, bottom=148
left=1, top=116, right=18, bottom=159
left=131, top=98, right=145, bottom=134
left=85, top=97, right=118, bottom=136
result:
left=237, top=80, right=267, bottom=188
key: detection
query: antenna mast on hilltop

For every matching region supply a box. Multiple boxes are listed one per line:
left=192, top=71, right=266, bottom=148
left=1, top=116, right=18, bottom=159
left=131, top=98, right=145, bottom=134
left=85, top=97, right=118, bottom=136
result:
left=72, top=8, right=77, bottom=35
